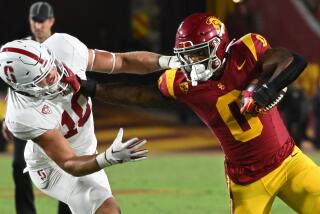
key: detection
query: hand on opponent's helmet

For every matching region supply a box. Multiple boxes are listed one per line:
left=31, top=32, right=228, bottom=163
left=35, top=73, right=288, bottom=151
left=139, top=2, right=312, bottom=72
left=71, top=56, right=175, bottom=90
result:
left=190, top=64, right=214, bottom=86
left=158, top=55, right=181, bottom=69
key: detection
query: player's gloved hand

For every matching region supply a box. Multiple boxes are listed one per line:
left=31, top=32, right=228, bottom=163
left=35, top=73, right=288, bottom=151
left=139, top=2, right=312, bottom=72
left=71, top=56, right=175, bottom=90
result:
left=258, top=86, right=288, bottom=111
left=61, top=64, right=81, bottom=93
left=252, top=83, right=279, bottom=108
left=240, top=85, right=263, bottom=115
left=95, top=128, right=148, bottom=168
left=158, top=55, right=181, bottom=69
left=190, top=64, right=213, bottom=86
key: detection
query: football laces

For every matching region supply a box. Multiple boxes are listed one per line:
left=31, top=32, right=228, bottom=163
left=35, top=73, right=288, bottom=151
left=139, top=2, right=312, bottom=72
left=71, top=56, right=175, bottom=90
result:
left=263, top=87, right=287, bottom=111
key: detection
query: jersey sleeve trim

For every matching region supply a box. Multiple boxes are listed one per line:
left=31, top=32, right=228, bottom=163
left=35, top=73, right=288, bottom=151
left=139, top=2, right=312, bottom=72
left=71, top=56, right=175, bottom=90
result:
left=165, top=69, right=177, bottom=99
left=158, top=69, right=178, bottom=99
left=240, top=33, right=258, bottom=61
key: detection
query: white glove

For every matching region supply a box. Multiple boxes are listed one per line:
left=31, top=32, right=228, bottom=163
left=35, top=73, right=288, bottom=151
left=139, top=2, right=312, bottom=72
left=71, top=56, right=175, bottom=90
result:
left=190, top=64, right=213, bottom=86
left=96, top=128, right=148, bottom=168
left=158, top=55, right=181, bottom=69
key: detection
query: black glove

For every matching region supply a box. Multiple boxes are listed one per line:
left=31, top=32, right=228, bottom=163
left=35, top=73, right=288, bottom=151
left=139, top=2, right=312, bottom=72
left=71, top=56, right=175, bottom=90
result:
left=78, top=77, right=97, bottom=98
left=252, top=84, right=279, bottom=108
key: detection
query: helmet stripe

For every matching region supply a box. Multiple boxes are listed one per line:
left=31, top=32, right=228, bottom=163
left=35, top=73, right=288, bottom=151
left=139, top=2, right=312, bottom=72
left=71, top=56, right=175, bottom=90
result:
left=1, top=47, right=44, bottom=64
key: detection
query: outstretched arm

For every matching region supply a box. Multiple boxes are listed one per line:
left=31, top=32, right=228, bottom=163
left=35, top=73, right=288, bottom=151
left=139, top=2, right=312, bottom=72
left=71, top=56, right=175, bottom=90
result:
left=86, top=49, right=179, bottom=75
left=34, top=128, right=147, bottom=177
left=89, top=71, right=177, bottom=108
left=62, top=63, right=178, bottom=108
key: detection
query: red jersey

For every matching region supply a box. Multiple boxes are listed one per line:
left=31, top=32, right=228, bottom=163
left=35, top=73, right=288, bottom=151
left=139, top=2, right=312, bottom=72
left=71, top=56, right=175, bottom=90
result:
left=158, top=33, right=294, bottom=184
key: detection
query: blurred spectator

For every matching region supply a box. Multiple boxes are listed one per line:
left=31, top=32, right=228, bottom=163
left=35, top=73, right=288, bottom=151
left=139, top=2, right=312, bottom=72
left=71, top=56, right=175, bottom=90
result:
left=225, top=0, right=260, bottom=39
left=304, top=0, right=320, bottom=21
left=279, top=85, right=310, bottom=148
left=0, top=94, right=7, bottom=153
left=313, top=85, right=320, bottom=149
left=280, top=64, right=320, bottom=150
left=28, top=1, right=55, bottom=43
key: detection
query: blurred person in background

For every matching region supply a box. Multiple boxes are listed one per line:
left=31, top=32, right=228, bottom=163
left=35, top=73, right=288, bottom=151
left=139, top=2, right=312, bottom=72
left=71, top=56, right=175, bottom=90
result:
left=304, top=0, right=320, bottom=21
left=279, top=85, right=309, bottom=148
left=225, top=0, right=260, bottom=40
left=0, top=95, right=7, bottom=153
left=85, top=13, right=320, bottom=213
left=313, top=83, right=320, bottom=149
left=1, top=2, right=71, bottom=213
left=28, top=1, right=55, bottom=43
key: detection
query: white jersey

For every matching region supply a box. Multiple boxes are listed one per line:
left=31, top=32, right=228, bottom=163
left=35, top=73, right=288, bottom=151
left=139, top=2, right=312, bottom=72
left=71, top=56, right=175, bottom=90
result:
left=5, top=33, right=96, bottom=170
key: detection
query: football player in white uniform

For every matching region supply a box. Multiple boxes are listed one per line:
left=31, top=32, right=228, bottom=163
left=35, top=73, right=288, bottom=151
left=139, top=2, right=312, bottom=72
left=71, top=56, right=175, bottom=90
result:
left=0, top=33, right=179, bottom=214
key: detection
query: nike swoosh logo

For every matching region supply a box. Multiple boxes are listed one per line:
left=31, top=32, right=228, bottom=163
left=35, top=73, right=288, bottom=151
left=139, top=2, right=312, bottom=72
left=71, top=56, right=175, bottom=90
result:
left=112, top=149, right=121, bottom=154
left=291, top=152, right=298, bottom=157
left=236, top=60, right=246, bottom=70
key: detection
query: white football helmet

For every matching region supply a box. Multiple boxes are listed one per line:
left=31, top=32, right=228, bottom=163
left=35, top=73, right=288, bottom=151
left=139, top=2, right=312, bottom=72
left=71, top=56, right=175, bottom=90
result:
left=0, top=39, right=69, bottom=99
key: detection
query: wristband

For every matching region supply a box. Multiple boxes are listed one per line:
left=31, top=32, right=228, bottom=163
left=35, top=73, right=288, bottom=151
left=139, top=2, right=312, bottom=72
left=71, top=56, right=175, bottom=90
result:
left=108, top=52, right=116, bottom=74
left=95, top=152, right=111, bottom=168
left=158, top=55, right=171, bottom=69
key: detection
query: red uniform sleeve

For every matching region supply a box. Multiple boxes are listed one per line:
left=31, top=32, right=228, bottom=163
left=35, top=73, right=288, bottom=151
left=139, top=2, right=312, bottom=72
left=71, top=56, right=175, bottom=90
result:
left=239, top=33, right=271, bottom=62
left=157, top=69, right=178, bottom=99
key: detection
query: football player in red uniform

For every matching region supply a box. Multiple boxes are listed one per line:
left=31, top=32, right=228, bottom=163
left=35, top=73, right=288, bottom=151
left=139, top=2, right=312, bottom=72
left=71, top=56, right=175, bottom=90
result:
left=156, top=13, right=320, bottom=213
left=75, top=13, right=320, bottom=213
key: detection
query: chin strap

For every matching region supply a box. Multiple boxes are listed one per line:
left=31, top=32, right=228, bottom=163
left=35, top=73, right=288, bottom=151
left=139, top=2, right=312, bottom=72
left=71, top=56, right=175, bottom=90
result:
left=221, top=39, right=236, bottom=67
left=209, top=39, right=235, bottom=81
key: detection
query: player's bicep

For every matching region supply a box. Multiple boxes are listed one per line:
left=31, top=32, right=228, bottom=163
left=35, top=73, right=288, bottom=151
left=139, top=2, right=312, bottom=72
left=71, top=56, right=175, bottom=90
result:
left=260, top=48, right=293, bottom=80
left=87, top=49, right=115, bottom=73
left=33, top=129, right=76, bottom=169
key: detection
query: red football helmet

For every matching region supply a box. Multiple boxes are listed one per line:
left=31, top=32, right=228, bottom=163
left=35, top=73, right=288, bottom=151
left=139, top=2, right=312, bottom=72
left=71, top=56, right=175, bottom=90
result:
left=174, top=13, right=230, bottom=80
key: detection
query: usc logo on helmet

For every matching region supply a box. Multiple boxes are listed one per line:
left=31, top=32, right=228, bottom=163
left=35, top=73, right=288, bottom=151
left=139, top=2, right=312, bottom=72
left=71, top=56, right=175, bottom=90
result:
left=206, top=16, right=223, bottom=33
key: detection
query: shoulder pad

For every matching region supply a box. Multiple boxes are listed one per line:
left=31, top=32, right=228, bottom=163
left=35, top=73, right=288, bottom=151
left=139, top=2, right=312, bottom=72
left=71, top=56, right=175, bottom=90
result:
left=43, top=33, right=88, bottom=78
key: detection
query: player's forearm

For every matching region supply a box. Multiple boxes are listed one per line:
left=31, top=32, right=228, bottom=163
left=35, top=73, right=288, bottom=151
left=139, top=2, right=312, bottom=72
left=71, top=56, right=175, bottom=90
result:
left=63, top=154, right=101, bottom=177
left=260, top=48, right=307, bottom=91
left=95, top=83, right=170, bottom=107
left=116, top=52, right=162, bottom=74
left=92, top=50, right=162, bottom=74
left=83, top=71, right=173, bottom=107
left=267, top=51, right=307, bottom=91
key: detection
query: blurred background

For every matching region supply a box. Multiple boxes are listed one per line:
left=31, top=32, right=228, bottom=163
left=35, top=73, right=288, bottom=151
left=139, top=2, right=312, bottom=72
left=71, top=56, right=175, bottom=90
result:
left=1, top=0, right=320, bottom=213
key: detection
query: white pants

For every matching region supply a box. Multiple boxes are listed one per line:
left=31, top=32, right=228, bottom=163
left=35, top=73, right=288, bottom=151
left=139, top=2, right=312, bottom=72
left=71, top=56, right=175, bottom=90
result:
left=28, top=164, right=112, bottom=214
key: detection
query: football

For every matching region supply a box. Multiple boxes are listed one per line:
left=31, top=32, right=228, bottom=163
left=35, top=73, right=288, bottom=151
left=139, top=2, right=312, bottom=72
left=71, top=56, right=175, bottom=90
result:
left=263, top=87, right=288, bottom=111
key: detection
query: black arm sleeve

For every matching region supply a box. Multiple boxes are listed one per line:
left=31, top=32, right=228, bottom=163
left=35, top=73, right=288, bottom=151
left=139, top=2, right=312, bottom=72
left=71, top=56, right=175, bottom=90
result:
left=79, top=78, right=97, bottom=98
left=252, top=51, right=307, bottom=107
left=268, top=51, right=307, bottom=92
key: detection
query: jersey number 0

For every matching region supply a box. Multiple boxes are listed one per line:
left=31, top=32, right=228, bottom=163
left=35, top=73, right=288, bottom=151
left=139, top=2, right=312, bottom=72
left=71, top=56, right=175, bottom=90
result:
left=216, top=90, right=263, bottom=142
